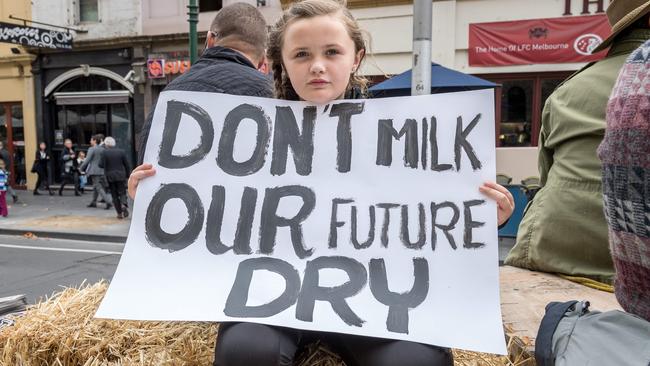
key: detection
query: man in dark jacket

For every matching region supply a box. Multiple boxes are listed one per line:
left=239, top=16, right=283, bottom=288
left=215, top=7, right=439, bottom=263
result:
left=101, top=137, right=131, bottom=219
left=80, top=134, right=112, bottom=209
left=129, top=3, right=273, bottom=199
left=134, top=3, right=273, bottom=171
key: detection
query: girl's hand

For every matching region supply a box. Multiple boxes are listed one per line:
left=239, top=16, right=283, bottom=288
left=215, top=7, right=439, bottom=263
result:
left=128, top=163, right=156, bottom=200
left=479, top=181, right=514, bottom=226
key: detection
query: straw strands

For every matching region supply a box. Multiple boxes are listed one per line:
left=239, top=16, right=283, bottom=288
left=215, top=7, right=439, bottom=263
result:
left=0, top=282, right=534, bottom=366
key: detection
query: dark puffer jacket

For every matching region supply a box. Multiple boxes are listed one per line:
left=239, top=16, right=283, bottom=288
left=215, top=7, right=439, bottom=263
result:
left=138, top=46, right=274, bottom=162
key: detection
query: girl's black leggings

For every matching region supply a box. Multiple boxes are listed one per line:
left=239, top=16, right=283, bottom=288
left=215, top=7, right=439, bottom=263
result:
left=213, top=322, right=454, bottom=366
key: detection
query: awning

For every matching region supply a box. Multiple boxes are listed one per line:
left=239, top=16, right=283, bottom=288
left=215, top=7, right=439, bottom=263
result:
left=52, top=90, right=131, bottom=105
left=369, top=63, right=497, bottom=98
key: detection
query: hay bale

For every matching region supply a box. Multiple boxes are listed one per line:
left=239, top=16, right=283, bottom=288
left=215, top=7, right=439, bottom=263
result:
left=0, top=282, right=218, bottom=366
left=0, top=282, right=534, bottom=366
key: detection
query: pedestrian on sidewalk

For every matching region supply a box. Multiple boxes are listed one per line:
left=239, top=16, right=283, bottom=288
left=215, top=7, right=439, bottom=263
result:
left=32, top=142, right=54, bottom=195
left=100, top=137, right=131, bottom=219
left=58, top=138, right=80, bottom=196
left=80, top=134, right=112, bottom=210
left=0, top=141, right=18, bottom=203
left=0, top=159, right=9, bottom=217
left=77, top=150, right=87, bottom=194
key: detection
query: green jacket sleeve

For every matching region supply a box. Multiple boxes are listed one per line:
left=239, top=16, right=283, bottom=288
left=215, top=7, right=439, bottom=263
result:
left=538, top=104, right=553, bottom=186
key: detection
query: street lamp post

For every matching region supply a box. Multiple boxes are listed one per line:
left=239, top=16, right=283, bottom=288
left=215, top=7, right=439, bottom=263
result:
left=411, top=0, right=432, bottom=96
left=188, top=0, right=199, bottom=64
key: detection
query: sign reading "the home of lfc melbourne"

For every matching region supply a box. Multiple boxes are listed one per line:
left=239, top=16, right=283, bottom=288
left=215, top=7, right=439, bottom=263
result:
left=0, top=22, right=73, bottom=50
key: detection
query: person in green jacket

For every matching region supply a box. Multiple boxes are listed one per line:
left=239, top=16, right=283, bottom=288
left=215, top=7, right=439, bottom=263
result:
left=505, top=0, right=650, bottom=283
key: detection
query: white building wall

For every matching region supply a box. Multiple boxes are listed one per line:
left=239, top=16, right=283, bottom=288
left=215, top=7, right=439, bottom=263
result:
left=32, top=0, right=141, bottom=40
left=142, top=0, right=283, bottom=36
left=353, top=5, right=412, bottom=75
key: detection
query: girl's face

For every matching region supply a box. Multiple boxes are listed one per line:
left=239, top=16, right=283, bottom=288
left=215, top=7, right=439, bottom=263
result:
left=282, top=15, right=363, bottom=104
left=39, top=143, right=46, bottom=150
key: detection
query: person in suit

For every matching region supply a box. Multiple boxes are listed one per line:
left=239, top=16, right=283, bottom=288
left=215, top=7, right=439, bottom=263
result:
left=80, top=134, right=112, bottom=209
left=100, top=137, right=131, bottom=219
left=33, top=142, right=54, bottom=195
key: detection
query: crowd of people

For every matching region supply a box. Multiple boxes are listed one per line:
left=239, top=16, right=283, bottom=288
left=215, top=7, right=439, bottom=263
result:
left=3, top=134, right=132, bottom=220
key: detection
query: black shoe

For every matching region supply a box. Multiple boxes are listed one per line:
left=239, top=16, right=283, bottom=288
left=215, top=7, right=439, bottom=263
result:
left=74, top=192, right=81, bottom=196
left=87, top=202, right=97, bottom=208
left=12, top=195, right=17, bottom=203
left=122, top=208, right=129, bottom=218
left=105, top=203, right=112, bottom=210
left=33, top=191, right=41, bottom=196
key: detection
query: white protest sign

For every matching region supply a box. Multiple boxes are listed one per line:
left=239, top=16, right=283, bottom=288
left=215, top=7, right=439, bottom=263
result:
left=96, top=89, right=506, bottom=355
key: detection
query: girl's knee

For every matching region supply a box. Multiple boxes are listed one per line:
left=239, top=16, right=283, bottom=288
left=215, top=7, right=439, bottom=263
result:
left=213, top=323, right=299, bottom=366
left=358, top=340, right=454, bottom=366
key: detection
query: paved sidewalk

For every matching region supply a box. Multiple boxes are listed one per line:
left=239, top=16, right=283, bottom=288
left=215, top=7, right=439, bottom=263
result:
left=0, top=189, right=129, bottom=243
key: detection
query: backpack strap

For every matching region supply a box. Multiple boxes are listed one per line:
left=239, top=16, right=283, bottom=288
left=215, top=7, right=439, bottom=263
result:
left=535, top=300, right=579, bottom=366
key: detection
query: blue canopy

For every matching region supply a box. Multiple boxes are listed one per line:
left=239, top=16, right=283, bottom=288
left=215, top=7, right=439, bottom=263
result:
left=369, top=62, right=497, bottom=98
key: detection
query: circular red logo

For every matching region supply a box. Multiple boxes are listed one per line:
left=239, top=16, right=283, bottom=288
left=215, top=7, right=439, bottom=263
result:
left=148, top=59, right=164, bottom=78
left=574, top=34, right=603, bottom=55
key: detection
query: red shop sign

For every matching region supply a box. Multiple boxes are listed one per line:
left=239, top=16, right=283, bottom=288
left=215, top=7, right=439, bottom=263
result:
left=469, top=15, right=611, bottom=67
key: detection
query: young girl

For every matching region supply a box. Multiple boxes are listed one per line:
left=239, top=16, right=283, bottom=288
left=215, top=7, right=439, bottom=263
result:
left=215, top=1, right=512, bottom=365
left=77, top=150, right=87, bottom=193
left=129, top=1, right=514, bottom=364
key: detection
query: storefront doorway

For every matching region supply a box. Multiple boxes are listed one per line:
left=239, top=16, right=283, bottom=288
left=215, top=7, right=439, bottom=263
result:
left=44, top=67, right=135, bottom=183
left=0, top=102, right=26, bottom=189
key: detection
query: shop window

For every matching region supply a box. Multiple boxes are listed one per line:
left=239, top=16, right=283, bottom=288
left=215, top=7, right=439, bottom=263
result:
left=112, top=103, right=134, bottom=164
left=500, top=80, right=533, bottom=147
left=199, top=0, right=223, bottom=12
left=79, top=0, right=99, bottom=22
left=55, top=104, right=110, bottom=148
left=479, top=72, right=573, bottom=148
